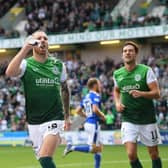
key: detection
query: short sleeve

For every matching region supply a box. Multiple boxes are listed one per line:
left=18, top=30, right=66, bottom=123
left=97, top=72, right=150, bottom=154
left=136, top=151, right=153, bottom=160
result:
left=113, top=76, right=118, bottom=87
left=18, top=59, right=27, bottom=78
left=60, top=63, right=67, bottom=82
left=92, top=96, right=100, bottom=105
left=146, top=68, right=157, bottom=84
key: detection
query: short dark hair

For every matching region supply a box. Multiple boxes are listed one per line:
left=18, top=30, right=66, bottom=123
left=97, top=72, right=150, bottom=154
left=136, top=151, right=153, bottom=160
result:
left=32, top=30, right=47, bottom=36
left=122, top=41, right=139, bottom=54
left=87, top=78, right=98, bottom=89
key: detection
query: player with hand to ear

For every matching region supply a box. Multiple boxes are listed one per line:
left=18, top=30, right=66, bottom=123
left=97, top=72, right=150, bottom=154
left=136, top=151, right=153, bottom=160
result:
left=6, top=30, right=70, bottom=168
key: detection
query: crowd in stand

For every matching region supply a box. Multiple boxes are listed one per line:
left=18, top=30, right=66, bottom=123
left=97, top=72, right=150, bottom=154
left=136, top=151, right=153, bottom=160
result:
left=0, top=0, right=17, bottom=18
left=1, top=0, right=168, bottom=38
left=21, top=0, right=118, bottom=35
left=0, top=26, right=20, bottom=39
left=20, top=0, right=163, bottom=35
left=21, top=0, right=168, bottom=35
left=0, top=0, right=20, bottom=39
left=0, top=55, right=168, bottom=131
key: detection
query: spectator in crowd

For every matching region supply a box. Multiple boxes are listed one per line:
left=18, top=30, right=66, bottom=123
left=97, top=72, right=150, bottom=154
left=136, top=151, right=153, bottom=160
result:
left=105, top=110, right=115, bottom=130
left=0, top=26, right=5, bottom=37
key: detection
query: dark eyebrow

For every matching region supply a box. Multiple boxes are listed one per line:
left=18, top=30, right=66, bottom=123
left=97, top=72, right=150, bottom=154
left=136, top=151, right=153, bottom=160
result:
left=36, top=36, right=48, bottom=40
left=123, top=48, right=134, bottom=51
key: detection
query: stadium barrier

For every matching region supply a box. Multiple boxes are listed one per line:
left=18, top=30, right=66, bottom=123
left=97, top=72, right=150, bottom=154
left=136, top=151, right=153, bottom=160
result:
left=0, top=131, right=28, bottom=146
left=0, top=25, right=168, bottom=48
left=0, top=130, right=168, bottom=146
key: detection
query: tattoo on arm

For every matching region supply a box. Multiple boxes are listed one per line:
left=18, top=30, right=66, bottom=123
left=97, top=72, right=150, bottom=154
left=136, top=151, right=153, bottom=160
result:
left=61, top=81, right=70, bottom=120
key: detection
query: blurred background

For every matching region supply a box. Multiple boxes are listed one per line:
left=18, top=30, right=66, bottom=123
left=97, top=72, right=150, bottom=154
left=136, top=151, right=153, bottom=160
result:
left=0, top=0, right=168, bottom=146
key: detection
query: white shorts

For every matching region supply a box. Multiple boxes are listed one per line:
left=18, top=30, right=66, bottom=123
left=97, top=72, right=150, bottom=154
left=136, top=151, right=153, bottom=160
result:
left=84, top=122, right=101, bottom=146
left=121, top=122, right=162, bottom=146
left=28, top=120, right=64, bottom=158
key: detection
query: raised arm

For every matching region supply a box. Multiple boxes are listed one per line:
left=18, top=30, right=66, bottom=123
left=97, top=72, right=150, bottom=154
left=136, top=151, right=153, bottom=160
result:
left=6, top=42, right=33, bottom=77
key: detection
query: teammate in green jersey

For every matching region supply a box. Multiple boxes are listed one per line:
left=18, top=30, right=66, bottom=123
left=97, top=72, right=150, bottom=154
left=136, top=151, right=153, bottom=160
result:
left=113, top=41, right=162, bottom=168
left=6, top=30, right=71, bottom=168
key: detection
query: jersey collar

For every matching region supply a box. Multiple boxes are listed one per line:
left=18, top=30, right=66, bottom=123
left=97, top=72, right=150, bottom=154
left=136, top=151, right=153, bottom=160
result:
left=89, top=90, right=100, bottom=96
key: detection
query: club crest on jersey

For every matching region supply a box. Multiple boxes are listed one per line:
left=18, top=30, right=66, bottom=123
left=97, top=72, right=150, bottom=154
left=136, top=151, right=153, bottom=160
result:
left=135, top=74, right=141, bottom=81
left=52, top=66, right=59, bottom=75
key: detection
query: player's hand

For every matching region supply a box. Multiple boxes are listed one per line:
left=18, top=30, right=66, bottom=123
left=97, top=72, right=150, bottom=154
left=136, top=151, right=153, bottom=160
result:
left=115, top=102, right=125, bottom=112
left=23, top=36, right=39, bottom=52
left=64, top=118, right=72, bottom=131
left=129, top=90, right=142, bottom=98
left=100, top=113, right=106, bottom=122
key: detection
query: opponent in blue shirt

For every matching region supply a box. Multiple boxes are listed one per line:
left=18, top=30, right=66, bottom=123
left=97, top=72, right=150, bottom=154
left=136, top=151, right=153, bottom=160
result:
left=63, top=78, right=105, bottom=168
left=82, top=90, right=101, bottom=124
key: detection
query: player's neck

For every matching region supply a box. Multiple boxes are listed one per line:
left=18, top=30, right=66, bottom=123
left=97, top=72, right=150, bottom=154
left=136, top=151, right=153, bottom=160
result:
left=125, top=62, right=137, bottom=71
left=33, top=53, right=48, bottom=63
left=90, top=89, right=99, bottom=94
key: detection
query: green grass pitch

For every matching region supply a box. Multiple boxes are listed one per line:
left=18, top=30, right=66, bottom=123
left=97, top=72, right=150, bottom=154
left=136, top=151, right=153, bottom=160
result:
left=0, top=145, right=167, bottom=168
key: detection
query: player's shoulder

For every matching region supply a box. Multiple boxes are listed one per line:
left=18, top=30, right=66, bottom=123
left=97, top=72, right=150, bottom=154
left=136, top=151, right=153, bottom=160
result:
left=113, top=66, right=125, bottom=76
left=137, top=64, right=150, bottom=69
left=89, top=91, right=100, bottom=101
left=81, top=94, right=90, bottom=104
left=25, top=57, right=36, bottom=66
left=26, top=56, right=33, bottom=62
left=137, top=64, right=151, bottom=72
left=48, top=57, right=65, bottom=71
left=48, top=56, right=63, bottom=65
left=90, top=91, right=100, bottom=96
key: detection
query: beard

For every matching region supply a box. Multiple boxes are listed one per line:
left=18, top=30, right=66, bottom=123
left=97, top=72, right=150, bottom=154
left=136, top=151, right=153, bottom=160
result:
left=34, top=47, right=48, bottom=56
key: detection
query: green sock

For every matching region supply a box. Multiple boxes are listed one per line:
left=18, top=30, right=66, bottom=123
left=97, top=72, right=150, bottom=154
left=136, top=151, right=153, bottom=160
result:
left=130, top=158, right=143, bottom=168
left=152, top=158, right=162, bottom=168
left=39, top=157, right=56, bottom=168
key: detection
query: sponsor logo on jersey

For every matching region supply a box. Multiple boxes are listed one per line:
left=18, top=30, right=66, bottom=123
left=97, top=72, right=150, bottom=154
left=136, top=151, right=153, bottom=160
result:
left=122, top=83, right=140, bottom=92
left=35, top=77, right=59, bottom=86
left=134, top=74, right=141, bottom=81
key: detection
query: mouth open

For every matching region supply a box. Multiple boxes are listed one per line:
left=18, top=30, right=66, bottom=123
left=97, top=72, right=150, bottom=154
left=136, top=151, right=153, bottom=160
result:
left=39, top=44, right=46, bottom=50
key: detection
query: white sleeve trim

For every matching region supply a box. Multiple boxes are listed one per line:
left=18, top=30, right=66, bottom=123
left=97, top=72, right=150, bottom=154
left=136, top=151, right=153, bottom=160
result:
left=113, top=76, right=118, bottom=87
left=60, top=63, right=67, bottom=82
left=18, top=59, right=27, bottom=78
left=146, top=68, right=157, bottom=84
